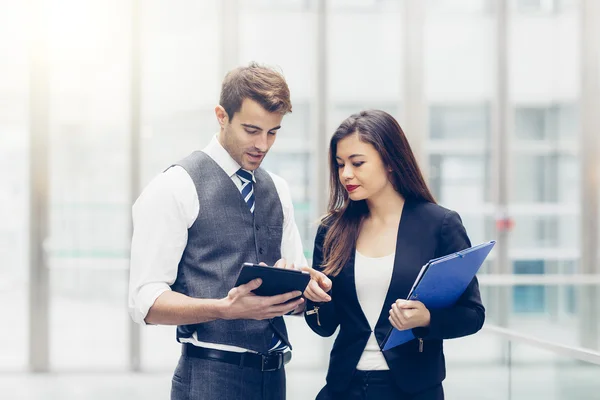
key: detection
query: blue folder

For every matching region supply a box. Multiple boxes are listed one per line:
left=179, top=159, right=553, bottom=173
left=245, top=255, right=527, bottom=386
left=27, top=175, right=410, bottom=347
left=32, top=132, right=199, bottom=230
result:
left=381, top=240, right=495, bottom=351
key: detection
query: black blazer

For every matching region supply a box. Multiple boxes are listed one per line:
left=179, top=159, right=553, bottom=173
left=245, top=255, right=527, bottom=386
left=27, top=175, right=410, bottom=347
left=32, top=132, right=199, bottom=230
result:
left=305, top=200, right=485, bottom=395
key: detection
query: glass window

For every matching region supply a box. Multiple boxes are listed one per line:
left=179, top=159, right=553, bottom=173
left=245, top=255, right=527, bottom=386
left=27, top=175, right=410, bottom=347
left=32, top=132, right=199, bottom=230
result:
left=517, top=0, right=554, bottom=12
left=427, top=105, right=492, bottom=254
left=511, top=154, right=578, bottom=203
left=332, top=103, right=401, bottom=132
left=511, top=260, right=579, bottom=316
left=515, top=107, right=547, bottom=140
left=509, top=0, right=581, bottom=331
left=425, top=7, right=495, bottom=102
left=46, top=0, right=132, bottom=370
left=429, top=104, right=491, bottom=140
left=329, top=0, right=401, bottom=11
left=424, top=1, right=495, bottom=247
left=427, top=105, right=492, bottom=206
left=515, top=0, right=578, bottom=13
left=0, top=0, right=29, bottom=370
left=513, top=155, right=559, bottom=202
left=328, top=6, right=403, bottom=107
left=510, top=214, right=579, bottom=249
left=428, top=0, right=492, bottom=14
left=242, top=0, right=311, bottom=11
left=429, top=154, right=490, bottom=206
left=513, top=260, right=546, bottom=313
left=515, top=104, right=578, bottom=141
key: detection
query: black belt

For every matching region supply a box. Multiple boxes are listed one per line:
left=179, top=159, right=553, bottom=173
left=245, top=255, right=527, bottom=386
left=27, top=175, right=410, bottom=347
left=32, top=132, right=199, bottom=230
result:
left=182, top=344, right=291, bottom=372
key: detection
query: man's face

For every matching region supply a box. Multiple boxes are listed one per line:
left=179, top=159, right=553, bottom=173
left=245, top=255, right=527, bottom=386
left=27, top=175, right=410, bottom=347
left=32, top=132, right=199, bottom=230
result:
left=217, top=98, right=283, bottom=171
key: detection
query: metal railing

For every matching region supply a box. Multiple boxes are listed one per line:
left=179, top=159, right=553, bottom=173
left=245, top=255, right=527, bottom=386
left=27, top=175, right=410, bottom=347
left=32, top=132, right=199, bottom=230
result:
left=483, top=324, right=600, bottom=366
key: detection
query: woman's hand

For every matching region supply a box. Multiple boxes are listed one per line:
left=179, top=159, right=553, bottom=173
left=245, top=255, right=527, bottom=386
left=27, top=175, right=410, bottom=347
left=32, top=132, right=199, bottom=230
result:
left=299, top=266, right=332, bottom=302
left=389, top=299, right=431, bottom=331
left=269, top=260, right=332, bottom=302
left=265, top=259, right=332, bottom=315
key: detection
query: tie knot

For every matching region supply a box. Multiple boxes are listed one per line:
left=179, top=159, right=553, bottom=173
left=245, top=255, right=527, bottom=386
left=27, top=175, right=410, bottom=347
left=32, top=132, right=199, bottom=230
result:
left=236, top=169, right=253, bottom=183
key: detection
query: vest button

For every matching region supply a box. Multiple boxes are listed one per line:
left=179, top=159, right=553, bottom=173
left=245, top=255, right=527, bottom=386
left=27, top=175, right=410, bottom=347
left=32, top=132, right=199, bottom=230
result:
left=259, top=248, right=264, bottom=254
left=256, top=225, right=260, bottom=231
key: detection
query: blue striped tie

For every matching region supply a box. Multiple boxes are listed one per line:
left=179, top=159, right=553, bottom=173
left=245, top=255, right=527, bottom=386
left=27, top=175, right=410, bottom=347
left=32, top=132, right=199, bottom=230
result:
left=236, top=169, right=288, bottom=353
left=236, top=169, right=255, bottom=213
left=268, top=335, right=288, bottom=352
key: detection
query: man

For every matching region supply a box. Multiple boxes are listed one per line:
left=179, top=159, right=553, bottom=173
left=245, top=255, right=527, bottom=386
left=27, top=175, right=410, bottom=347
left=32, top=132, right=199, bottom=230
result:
left=128, top=62, right=331, bottom=400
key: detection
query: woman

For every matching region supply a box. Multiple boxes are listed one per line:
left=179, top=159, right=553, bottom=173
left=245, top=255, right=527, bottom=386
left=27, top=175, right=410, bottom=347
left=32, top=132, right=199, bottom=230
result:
left=304, top=110, right=485, bottom=400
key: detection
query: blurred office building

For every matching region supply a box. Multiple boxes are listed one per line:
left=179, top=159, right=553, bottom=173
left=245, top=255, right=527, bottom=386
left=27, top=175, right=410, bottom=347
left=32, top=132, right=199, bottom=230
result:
left=1, top=0, right=600, bottom=398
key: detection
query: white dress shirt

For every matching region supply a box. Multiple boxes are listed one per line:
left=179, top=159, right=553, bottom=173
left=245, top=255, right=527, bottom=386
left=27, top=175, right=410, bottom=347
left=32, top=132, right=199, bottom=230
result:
left=128, top=135, right=308, bottom=352
left=354, top=250, right=394, bottom=370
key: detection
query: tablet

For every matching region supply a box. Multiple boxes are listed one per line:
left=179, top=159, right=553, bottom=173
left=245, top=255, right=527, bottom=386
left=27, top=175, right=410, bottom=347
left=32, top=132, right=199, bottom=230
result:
left=234, top=263, right=311, bottom=297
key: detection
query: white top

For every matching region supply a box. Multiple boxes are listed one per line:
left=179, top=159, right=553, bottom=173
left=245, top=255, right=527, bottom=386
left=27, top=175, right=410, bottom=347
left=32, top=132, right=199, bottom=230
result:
left=354, top=250, right=395, bottom=371
left=128, top=135, right=308, bottom=352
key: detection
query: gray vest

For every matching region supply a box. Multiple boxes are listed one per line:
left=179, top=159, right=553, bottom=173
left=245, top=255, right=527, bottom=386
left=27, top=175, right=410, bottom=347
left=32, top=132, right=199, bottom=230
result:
left=170, top=151, right=287, bottom=353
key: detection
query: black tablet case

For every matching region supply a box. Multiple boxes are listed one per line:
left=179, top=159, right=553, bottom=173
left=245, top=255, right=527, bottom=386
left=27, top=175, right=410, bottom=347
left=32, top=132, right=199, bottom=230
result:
left=234, top=263, right=311, bottom=297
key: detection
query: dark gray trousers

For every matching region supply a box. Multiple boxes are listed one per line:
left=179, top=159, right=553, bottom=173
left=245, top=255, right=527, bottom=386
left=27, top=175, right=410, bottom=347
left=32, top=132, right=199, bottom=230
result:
left=170, top=355, right=286, bottom=400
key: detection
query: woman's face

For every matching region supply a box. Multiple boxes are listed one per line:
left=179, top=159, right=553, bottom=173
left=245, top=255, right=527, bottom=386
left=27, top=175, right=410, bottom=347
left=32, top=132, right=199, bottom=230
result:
left=335, top=132, right=393, bottom=202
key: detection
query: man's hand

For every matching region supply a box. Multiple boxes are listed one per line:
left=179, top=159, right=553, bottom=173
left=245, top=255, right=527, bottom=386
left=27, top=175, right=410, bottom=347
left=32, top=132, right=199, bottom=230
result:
left=220, top=278, right=304, bottom=320
left=388, top=299, right=431, bottom=331
left=268, top=258, right=296, bottom=270
left=299, top=266, right=332, bottom=302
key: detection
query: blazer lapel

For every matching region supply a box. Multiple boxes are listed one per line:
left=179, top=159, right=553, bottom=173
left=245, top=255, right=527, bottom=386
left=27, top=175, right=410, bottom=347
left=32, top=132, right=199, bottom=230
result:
left=338, top=248, right=372, bottom=331
left=373, top=200, right=425, bottom=344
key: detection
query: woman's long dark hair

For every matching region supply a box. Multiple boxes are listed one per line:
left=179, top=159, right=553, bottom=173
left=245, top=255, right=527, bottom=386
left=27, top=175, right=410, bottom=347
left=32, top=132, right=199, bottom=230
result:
left=322, top=110, right=436, bottom=276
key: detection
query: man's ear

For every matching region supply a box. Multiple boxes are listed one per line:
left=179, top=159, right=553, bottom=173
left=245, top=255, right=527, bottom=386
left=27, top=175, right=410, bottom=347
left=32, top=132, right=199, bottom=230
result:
left=215, top=105, right=229, bottom=127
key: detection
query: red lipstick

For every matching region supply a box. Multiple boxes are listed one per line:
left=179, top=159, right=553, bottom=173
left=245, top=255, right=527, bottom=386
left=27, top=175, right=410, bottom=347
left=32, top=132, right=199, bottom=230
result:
left=346, top=185, right=359, bottom=192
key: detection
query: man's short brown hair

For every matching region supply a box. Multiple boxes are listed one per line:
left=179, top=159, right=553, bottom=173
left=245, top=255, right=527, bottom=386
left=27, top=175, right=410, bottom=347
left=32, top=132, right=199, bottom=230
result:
left=219, top=62, right=292, bottom=120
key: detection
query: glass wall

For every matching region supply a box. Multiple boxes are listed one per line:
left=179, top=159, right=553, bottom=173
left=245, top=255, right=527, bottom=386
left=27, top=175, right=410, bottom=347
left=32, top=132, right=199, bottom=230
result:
left=43, top=0, right=132, bottom=370
left=0, top=0, right=598, bottom=378
left=425, top=0, right=495, bottom=249
left=0, top=0, right=29, bottom=371
left=328, top=0, right=404, bottom=131
left=509, top=0, right=581, bottom=319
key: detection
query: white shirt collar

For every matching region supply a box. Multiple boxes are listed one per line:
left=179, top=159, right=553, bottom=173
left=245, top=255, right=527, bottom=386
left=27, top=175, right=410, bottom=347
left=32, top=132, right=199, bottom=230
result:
left=202, top=134, right=256, bottom=182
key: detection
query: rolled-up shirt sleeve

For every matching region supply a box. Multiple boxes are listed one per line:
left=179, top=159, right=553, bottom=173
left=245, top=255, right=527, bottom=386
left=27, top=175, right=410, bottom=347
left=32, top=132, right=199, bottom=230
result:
left=128, top=166, right=198, bottom=325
